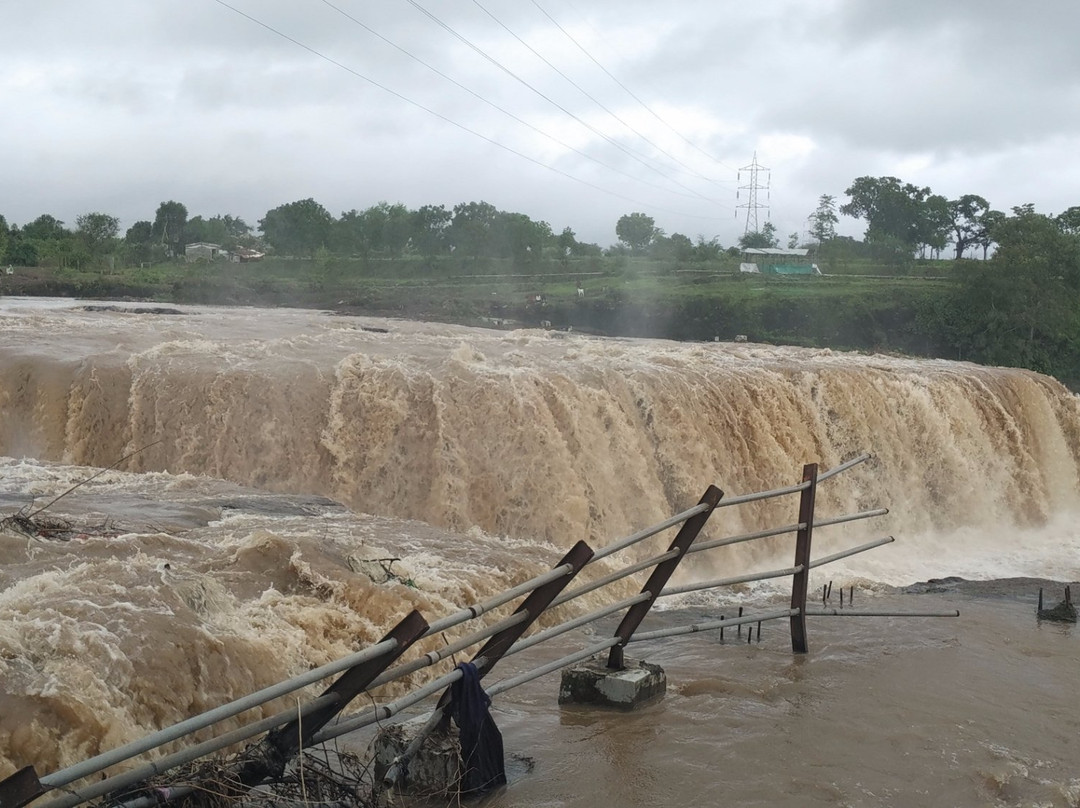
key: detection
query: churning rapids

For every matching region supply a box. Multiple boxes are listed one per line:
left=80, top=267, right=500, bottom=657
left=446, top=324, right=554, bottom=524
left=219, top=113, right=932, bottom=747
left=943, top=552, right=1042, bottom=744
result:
left=1, top=297, right=1078, bottom=807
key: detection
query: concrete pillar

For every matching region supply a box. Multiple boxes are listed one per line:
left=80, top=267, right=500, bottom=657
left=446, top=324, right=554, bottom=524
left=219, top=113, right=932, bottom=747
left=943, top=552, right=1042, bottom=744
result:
left=558, top=655, right=666, bottom=708
left=369, top=716, right=462, bottom=797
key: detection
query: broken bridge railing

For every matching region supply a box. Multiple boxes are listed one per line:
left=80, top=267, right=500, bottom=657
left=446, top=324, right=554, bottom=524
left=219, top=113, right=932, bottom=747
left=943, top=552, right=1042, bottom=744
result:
left=0, top=452, right=957, bottom=807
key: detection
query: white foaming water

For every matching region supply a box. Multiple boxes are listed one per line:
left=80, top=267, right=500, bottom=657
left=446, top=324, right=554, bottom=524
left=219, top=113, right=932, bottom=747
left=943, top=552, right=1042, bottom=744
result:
left=1, top=299, right=1079, bottom=806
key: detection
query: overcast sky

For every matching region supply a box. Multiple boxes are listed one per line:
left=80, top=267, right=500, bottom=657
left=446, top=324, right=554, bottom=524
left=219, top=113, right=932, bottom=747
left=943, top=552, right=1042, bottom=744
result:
left=3, top=0, right=1079, bottom=247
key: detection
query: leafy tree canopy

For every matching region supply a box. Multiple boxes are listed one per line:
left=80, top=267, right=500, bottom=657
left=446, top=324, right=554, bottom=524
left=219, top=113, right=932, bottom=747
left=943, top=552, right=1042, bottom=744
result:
left=259, top=198, right=334, bottom=256
left=738, top=221, right=778, bottom=249
left=615, top=212, right=657, bottom=253
left=152, top=201, right=188, bottom=255
left=76, top=212, right=120, bottom=254
left=808, top=194, right=839, bottom=244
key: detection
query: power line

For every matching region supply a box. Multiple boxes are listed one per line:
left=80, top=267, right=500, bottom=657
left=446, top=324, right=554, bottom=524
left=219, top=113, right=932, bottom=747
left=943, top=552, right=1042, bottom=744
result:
left=402, top=0, right=722, bottom=206
left=209, top=0, right=724, bottom=222
left=316, top=0, right=720, bottom=204
left=535, top=0, right=738, bottom=176
left=470, top=0, right=718, bottom=185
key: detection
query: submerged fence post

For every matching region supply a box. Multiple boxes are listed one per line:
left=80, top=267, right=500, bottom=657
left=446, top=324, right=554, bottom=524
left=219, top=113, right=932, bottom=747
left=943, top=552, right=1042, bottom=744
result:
left=607, top=485, right=724, bottom=669
left=789, top=463, right=818, bottom=654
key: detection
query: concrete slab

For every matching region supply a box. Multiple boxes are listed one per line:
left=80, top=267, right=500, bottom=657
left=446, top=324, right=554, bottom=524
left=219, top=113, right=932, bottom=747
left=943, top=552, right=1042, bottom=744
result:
left=559, top=655, right=666, bottom=708
left=368, top=715, right=462, bottom=797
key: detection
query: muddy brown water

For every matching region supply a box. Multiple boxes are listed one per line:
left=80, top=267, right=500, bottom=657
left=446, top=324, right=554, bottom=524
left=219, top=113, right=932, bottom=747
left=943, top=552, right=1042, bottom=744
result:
left=1, top=299, right=1078, bottom=806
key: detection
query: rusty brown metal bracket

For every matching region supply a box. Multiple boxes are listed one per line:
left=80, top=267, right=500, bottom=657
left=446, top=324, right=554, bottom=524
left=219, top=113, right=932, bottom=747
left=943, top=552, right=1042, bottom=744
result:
left=429, top=540, right=594, bottom=720
left=0, top=766, right=46, bottom=808
left=607, top=485, right=724, bottom=670
left=789, top=463, right=819, bottom=653
left=233, top=608, right=430, bottom=788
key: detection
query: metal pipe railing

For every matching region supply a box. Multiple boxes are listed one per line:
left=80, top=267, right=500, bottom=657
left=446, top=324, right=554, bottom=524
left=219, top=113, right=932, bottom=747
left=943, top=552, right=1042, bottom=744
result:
left=38, top=693, right=341, bottom=808
left=808, top=536, right=894, bottom=568
left=551, top=548, right=680, bottom=608
left=313, top=662, right=471, bottom=745
left=366, top=610, right=531, bottom=691
left=628, top=608, right=798, bottom=643
left=36, top=637, right=397, bottom=791
left=805, top=608, right=960, bottom=617
left=688, top=508, right=887, bottom=555
left=591, top=503, right=710, bottom=561
left=816, top=452, right=871, bottom=482
left=488, top=637, right=622, bottom=697
left=552, top=508, right=885, bottom=612
left=659, top=566, right=802, bottom=597
left=423, top=563, right=574, bottom=635
left=711, top=453, right=870, bottom=509
left=508, top=593, right=652, bottom=656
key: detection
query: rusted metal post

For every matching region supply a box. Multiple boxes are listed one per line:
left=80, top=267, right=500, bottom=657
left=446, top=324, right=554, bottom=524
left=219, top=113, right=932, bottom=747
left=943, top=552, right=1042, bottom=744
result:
left=607, top=485, right=724, bottom=669
left=0, top=767, right=46, bottom=808
left=467, top=541, right=594, bottom=677
left=233, top=609, right=429, bottom=789
left=383, top=542, right=594, bottom=788
left=789, top=463, right=818, bottom=654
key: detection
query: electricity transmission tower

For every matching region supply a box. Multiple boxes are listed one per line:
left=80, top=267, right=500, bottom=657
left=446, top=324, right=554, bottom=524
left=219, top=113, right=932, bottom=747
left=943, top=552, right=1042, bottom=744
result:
left=736, top=153, right=770, bottom=234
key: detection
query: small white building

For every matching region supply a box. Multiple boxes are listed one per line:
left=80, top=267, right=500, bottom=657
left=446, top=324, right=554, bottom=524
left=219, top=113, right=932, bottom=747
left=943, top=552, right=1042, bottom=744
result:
left=184, top=242, right=223, bottom=262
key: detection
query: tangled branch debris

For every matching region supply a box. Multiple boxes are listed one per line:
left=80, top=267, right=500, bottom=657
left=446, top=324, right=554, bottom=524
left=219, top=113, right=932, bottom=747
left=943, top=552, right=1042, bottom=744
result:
left=0, top=511, right=121, bottom=542
left=105, top=748, right=384, bottom=808
left=1, top=440, right=163, bottom=541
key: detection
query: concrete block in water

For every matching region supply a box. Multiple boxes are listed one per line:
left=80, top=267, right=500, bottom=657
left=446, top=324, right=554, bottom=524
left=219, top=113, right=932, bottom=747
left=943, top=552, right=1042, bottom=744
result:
left=559, top=655, right=666, bottom=708
left=369, top=716, right=462, bottom=797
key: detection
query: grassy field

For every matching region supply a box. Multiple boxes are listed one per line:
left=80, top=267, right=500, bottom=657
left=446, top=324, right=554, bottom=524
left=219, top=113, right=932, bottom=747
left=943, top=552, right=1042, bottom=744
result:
left=0, top=255, right=955, bottom=354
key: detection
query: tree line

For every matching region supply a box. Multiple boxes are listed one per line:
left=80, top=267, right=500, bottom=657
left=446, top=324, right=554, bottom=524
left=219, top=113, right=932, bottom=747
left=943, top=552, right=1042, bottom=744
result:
left=1, top=177, right=1077, bottom=272
left=0, top=200, right=606, bottom=269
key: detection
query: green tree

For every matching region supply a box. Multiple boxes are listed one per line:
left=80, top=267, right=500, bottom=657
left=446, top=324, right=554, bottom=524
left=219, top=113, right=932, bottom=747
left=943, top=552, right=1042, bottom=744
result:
left=615, top=212, right=657, bottom=254
left=124, top=220, right=156, bottom=264
left=975, top=209, right=1006, bottom=259
left=4, top=234, right=38, bottom=266
left=693, top=235, right=723, bottom=262
left=947, top=194, right=990, bottom=259
left=669, top=232, right=695, bottom=261
left=450, top=201, right=498, bottom=259
left=917, top=193, right=952, bottom=258
left=185, top=214, right=252, bottom=250
left=381, top=203, right=412, bottom=257
left=491, top=212, right=550, bottom=263
left=22, top=214, right=68, bottom=242
left=259, top=198, right=334, bottom=256
left=152, top=201, right=188, bottom=257
left=807, top=194, right=838, bottom=243
left=841, top=176, right=939, bottom=257
left=947, top=206, right=1080, bottom=375
left=556, top=226, right=579, bottom=257
left=738, top=221, right=779, bottom=249
left=411, top=205, right=451, bottom=257
left=1056, top=206, right=1080, bottom=235
left=76, top=212, right=120, bottom=258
